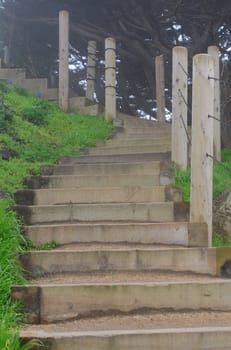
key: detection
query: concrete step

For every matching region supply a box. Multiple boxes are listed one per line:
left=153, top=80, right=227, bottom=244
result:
left=99, top=138, right=171, bottom=147
left=20, top=326, right=231, bottom=350
left=42, top=88, right=58, bottom=101
left=88, top=144, right=171, bottom=156
left=20, top=247, right=220, bottom=277
left=23, top=222, right=189, bottom=246
left=13, top=202, right=174, bottom=225
left=0, top=67, right=26, bottom=81
left=122, top=127, right=171, bottom=136
left=58, top=153, right=171, bottom=165
left=51, top=160, right=161, bottom=176
left=15, top=186, right=168, bottom=205
left=19, top=78, right=48, bottom=93
left=25, top=174, right=161, bottom=189
left=69, top=96, right=86, bottom=110
left=12, top=279, right=231, bottom=324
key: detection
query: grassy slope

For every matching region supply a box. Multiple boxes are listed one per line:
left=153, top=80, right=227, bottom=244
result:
left=0, top=83, right=113, bottom=349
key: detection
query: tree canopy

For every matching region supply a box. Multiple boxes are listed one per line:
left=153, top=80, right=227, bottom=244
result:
left=0, top=0, right=231, bottom=145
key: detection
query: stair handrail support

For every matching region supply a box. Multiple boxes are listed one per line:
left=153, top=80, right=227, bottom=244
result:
left=190, top=54, right=215, bottom=246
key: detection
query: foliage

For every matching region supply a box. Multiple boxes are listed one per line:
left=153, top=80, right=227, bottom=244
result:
left=175, top=167, right=191, bottom=202
left=175, top=149, right=231, bottom=202
left=22, top=238, right=57, bottom=251
left=212, top=234, right=231, bottom=248
left=0, top=88, right=14, bottom=132
left=0, top=198, right=33, bottom=350
left=21, top=99, right=51, bottom=126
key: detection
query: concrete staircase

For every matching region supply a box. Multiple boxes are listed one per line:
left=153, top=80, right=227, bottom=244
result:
left=12, top=115, right=231, bottom=349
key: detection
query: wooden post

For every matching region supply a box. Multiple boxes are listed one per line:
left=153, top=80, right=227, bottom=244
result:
left=3, top=46, right=10, bottom=66
left=155, top=55, right=165, bottom=122
left=208, top=46, right=221, bottom=161
left=172, top=46, right=188, bottom=169
left=86, top=40, right=97, bottom=101
left=59, top=10, right=69, bottom=112
left=190, top=54, right=215, bottom=246
left=105, top=37, right=116, bottom=122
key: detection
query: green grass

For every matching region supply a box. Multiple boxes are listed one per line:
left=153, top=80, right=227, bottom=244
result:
left=0, top=82, right=113, bottom=349
left=212, top=234, right=231, bottom=247
left=175, top=149, right=231, bottom=202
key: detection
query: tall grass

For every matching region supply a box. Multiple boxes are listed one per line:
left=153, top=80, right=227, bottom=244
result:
left=0, top=198, right=35, bottom=350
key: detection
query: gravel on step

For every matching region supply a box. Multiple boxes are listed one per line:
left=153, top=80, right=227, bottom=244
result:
left=29, top=270, right=222, bottom=285
left=21, top=310, right=231, bottom=334
left=54, top=243, right=185, bottom=250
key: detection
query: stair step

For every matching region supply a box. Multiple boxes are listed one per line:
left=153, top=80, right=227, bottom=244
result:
left=20, top=325, right=231, bottom=350
left=25, top=174, right=161, bottom=189
left=28, top=271, right=220, bottom=284
left=100, top=138, right=171, bottom=147
left=20, top=310, right=231, bottom=332
left=58, top=153, right=171, bottom=164
left=69, top=96, right=87, bottom=110
left=88, top=144, right=171, bottom=155
left=19, top=78, right=48, bottom=92
left=15, top=186, right=168, bottom=205
left=24, top=222, right=189, bottom=246
left=0, top=67, right=26, bottom=81
left=14, top=202, right=174, bottom=225
left=12, top=279, right=231, bottom=324
left=42, top=88, right=58, bottom=100
left=122, top=127, right=171, bottom=136
left=20, top=247, right=218, bottom=277
left=52, top=160, right=161, bottom=176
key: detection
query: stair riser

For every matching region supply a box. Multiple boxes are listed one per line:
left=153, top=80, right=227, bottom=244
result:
left=21, top=248, right=217, bottom=277
left=20, top=329, right=231, bottom=350
left=0, top=68, right=26, bottom=80
left=52, top=161, right=161, bottom=176
left=122, top=128, right=171, bottom=136
left=12, top=281, right=231, bottom=324
left=24, top=222, right=189, bottom=246
left=32, top=175, right=160, bottom=189
left=20, top=78, right=48, bottom=92
left=14, top=202, right=174, bottom=225
left=58, top=153, right=171, bottom=165
left=99, top=139, right=171, bottom=147
left=88, top=144, right=171, bottom=155
left=16, top=187, right=166, bottom=205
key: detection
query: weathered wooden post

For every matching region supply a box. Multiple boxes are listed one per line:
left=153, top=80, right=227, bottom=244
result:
left=59, top=10, right=69, bottom=112
left=208, top=46, right=221, bottom=161
left=86, top=40, right=97, bottom=101
left=155, top=55, right=165, bottom=122
left=105, top=37, right=116, bottom=122
left=3, top=46, right=10, bottom=66
left=172, top=46, right=188, bottom=169
left=190, top=54, right=215, bottom=246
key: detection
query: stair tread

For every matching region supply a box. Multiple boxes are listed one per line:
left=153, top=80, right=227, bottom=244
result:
left=20, top=312, right=231, bottom=336
left=51, top=243, right=185, bottom=250
left=27, top=271, right=223, bottom=285
left=59, top=152, right=171, bottom=164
